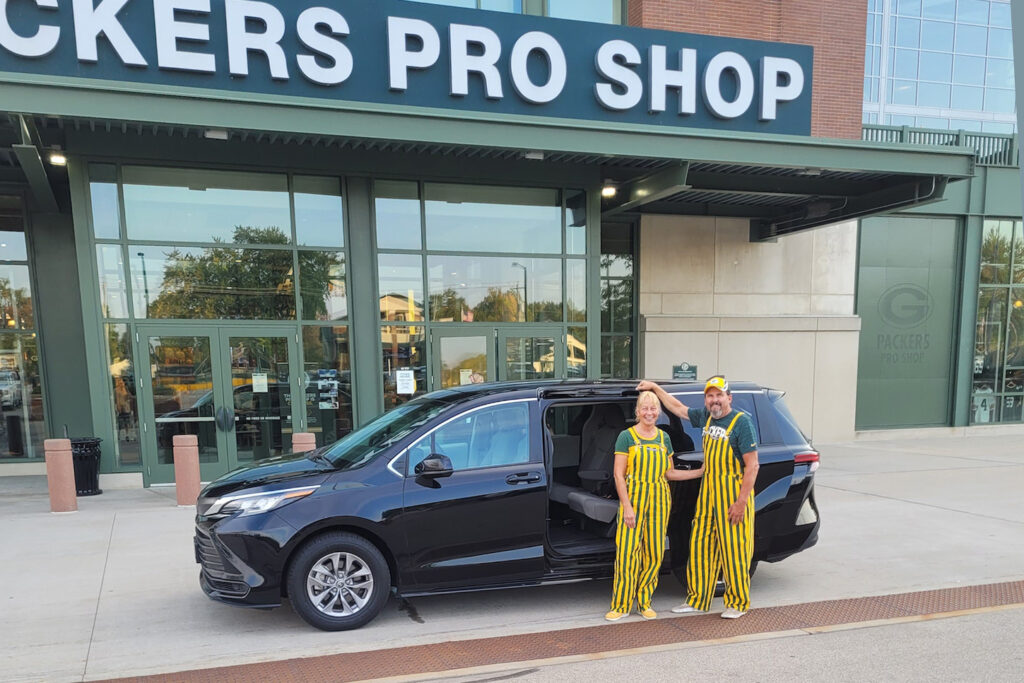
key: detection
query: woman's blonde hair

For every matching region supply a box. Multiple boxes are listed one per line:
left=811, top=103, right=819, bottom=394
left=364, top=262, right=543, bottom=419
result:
left=635, top=390, right=661, bottom=419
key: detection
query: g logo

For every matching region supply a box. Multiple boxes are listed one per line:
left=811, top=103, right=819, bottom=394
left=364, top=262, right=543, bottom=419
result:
left=878, top=284, right=932, bottom=328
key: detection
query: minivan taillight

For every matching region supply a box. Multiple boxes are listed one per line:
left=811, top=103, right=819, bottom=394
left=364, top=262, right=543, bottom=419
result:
left=794, top=450, right=819, bottom=473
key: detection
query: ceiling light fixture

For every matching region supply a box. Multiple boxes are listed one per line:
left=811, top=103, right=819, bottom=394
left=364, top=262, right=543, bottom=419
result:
left=523, top=150, right=545, bottom=160
left=204, top=128, right=229, bottom=141
left=48, top=152, right=67, bottom=166
left=601, top=180, right=618, bottom=198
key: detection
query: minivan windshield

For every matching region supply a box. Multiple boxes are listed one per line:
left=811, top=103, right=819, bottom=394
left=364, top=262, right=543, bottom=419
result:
left=323, top=395, right=463, bottom=469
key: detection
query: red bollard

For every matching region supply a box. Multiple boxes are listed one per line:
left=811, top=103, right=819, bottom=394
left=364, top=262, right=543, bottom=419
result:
left=44, top=438, right=77, bottom=513
left=172, top=434, right=200, bottom=507
left=291, top=432, right=317, bottom=453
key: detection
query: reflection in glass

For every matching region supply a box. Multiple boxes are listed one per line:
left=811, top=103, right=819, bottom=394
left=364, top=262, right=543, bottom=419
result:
left=505, top=336, right=555, bottom=380
left=300, top=252, right=347, bottom=320
left=228, top=336, right=292, bottom=463
left=954, top=24, right=987, bottom=55
left=1013, top=222, right=1024, bottom=284
left=149, top=336, right=218, bottom=465
left=565, top=190, right=587, bottom=255
left=375, top=180, right=421, bottom=250
left=381, top=325, right=426, bottom=410
left=1006, top=289, right=1024, bottom=394
left=379, top=253, right=424, bottom=322
left=919, top=52, right=952, bottom=81
left=428, top=255, right=562, bottom=323
left=922, top=0, right=954, bottom=22
left=0, top=216, right=28, bottom=260
left=424, top=184, right=561, bottom=254
left=123, top=166, right=291, bottom=244
left=567, top=259, right=586, bottom=322
left=302, top=326, right=353, bottom=446
left=980, top=219, right=1013, bottom=284
left=294, top=176, right=344, bottom=247
left=567, top=326, right=587, bottom=378
left=0, top=264, right=33, bottom=329
left=547, top=0, right=616, bottom=23
left=106, top=324, right=139, bottom=465
left=131, top=244, right=295, bottom=319
left=953, top=55, right=985, bottom=84
left=89, top=164, right=121, bottom=239
left=920, top=21, right=953, bottom=50
left=974, top=289, right=1006, bottom=393
left=96, top=245, right=128, bottom=318
left=439, top=335, right=488, bottom=388
left=601, top=336, right=633, bottom=379
left=0, top=334, right=45, bottom=458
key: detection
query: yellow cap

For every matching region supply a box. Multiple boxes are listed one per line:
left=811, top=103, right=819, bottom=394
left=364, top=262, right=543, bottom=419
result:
left=704, top=376, right=729, bottom=393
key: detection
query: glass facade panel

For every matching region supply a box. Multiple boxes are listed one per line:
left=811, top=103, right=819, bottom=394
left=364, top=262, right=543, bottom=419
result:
left=898, top=0, right=922, bottom=16
left=547, top=0, right=616, bottom=23
left=988, top=28, right=1012, bottom=57
left=896, top=18, right=920, bottom=47
left=980, top=219, right=1012, bottom=283
left=0, top=264, right=33, bottom=329
left=96, top=245, right=129, bottom=319
left=428, top=255, right=562, bottom=323
left=130, top=245, right=295, bottom=320
left=601, top=336, right=632, bottom=379
left=378, top=253, right=425, bottom=322
left=951, top=84, right=984, bottom=109
left=302, top=326, right=353, bottom=446
left=381, top=325, right=426, bottom=410
left=89, top=164, right=121, bottom=240
left=919, top=52, right=952, bottom=81
left=106, top=323, right=140, bottom=466
left=122, top=166, right=291, bottom=244
left=504, top=336, right=556, bottom=380
left=921, top=21, right=954, bottom=50
left=986, top=58, right=1014, bottom=88
left=375, top=180, right=422, bottom=250
left=294, top=176, right=344, bottom=248
left=566, top=259, right=586, bottom=323
left=956, top=0, right=990, bottom=23
left=984, top=88, right=1015, bottom=113
left=0, top=230, right=27, bottom=262
left=424, top=184, right=561, bottom=254
left=0, top=335, right=45, bottom=458
left=565, top=189, right=586, bottom=255
left=890, top=80, right=917, bottom=104
left=922, top=0, right=955, bottom=21
left=299, top=252, right=347, bottom=321
left=567, top=326, right=587, bottom=378
left=989, top=1, right=1011, bottom=27
left=918, top=82, right=951, bottom=107
left=953, top=55, right=985, bottom=84
left=893, top=49, right=918, bottom=78
left=954, top=23, right=988, bottom=54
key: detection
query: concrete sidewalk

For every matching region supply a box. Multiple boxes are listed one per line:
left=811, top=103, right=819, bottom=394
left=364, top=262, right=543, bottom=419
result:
left=1, top=432, right=1022, bottom=683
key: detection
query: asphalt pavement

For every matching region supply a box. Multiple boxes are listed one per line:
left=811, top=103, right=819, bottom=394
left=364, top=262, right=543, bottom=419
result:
left=1, top=430, right=1022, bottom=682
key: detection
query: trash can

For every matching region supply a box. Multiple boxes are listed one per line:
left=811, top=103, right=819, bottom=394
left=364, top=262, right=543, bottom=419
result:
left=70, top=437, right=103, bottom=496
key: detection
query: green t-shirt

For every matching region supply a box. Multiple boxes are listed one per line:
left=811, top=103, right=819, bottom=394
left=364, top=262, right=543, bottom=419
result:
left=613, top=428, right=674, bottom=457
left=687, top=407, right=757, bottom=465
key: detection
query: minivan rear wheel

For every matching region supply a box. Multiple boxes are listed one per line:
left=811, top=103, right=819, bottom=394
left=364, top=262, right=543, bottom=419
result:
left=286, top=532, right=391, bottom=631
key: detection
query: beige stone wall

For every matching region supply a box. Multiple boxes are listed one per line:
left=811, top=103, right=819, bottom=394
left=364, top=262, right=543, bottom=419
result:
left=638, top=215, right=861, bottom=442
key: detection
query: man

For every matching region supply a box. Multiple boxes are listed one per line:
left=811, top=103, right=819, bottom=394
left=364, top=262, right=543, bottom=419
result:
left=636, top=376, right=759, bottom=618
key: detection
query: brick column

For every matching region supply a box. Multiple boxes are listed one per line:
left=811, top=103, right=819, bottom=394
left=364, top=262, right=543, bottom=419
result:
left=172, top=434, right=201, bottom=507
left=44, top=438, right=77, bottom=513
left=291, top=432, right=317, bottom=453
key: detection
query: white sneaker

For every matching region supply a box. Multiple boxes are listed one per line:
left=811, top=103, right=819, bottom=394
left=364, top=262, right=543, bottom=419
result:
left=670, top=603, right=701, bottom=614
left=721, top=608, right=747, bottom=619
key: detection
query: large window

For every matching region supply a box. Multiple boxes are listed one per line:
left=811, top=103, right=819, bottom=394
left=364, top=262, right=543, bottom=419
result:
left=973, top=219, right=1024, bottom=423
left=600, top=221, right=635, bottom=378
left=374, top=181, right=587, bottom=409
left=87, top=165, right=353, bottom=462
left=0, top=196, right=46, bottom=460
left=865, top=0, right=1016, bottom=132
left=402, top=0, right=625, bottom=23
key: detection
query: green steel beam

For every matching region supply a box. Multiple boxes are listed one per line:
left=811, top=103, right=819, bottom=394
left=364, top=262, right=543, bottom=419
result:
left=602, top=163, right=689, bottom=216
left=751, top=176, right=950, bottom=241
left=0, top=75, right=978, bottom=179
left=11, top=144, right=58, bottom=212
left=685, top=170, right=878, bottom=197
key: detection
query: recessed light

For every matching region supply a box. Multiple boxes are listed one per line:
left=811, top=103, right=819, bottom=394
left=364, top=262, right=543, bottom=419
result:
left=48, top=152, right=67, bottom=166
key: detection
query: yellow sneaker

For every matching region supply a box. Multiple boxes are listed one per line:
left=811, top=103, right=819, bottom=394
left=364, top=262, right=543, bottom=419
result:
left=640, top=608, right=657, bottom=620
left=604, top=610, right=628, bottom=621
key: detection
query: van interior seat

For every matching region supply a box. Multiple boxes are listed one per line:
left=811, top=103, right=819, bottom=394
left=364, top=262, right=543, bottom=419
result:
left=566, top=490, right=619, bottom=524
left=577, top=404, right=626, bottom=496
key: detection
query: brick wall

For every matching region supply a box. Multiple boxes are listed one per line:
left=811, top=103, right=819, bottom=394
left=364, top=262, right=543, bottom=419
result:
left=627, top=0, right=866, bottom=139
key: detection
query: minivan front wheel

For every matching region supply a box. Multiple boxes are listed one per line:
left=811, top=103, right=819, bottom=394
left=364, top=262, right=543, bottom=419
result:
left=287, top=532, right=391, bottom=631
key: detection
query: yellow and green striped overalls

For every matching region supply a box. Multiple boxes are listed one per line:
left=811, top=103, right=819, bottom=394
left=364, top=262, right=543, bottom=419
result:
left=686, top=411, right=754, bottom=612
left=610, top=427, right=672, bottom=614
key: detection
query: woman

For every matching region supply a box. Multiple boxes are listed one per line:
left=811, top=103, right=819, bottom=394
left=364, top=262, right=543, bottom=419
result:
left=606, top=391, right=704, bottom=621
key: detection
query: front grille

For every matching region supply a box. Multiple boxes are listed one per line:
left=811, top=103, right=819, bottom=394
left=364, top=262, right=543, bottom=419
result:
left=195, top=526, right=249, bottom=598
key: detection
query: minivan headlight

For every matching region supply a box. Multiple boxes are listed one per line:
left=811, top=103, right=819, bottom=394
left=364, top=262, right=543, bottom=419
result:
left=208, top=485, right=320, bottom=517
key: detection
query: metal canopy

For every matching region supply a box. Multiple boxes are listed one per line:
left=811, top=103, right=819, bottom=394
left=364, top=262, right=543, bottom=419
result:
left=1, top=102, right=975, bottom=241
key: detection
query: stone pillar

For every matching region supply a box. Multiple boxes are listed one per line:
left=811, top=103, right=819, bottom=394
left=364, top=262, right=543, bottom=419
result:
left=172, top=434, right=201, bottom=507
left=44, top=438, right=77, bottom=513
left=291, top=432, right=317, bottom=453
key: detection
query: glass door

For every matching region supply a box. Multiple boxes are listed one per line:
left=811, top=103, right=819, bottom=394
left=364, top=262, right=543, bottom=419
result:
left=138, top=327, right=228, bottom=484
left=498, top=328, right=565, bottom=381
left=431, top=329, right=496, bottom=390
left=138, top=326, right=301, bottom=484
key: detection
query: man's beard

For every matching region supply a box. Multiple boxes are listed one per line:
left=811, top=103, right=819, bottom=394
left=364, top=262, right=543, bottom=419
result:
left=710, top=404, right=724, bottom=419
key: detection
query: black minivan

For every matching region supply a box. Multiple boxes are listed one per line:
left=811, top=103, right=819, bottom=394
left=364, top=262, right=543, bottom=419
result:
left=194, top=380, right=820, bottom=631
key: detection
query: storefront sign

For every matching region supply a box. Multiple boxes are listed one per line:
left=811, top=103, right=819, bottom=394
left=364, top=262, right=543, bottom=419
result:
left=0, top=0, right=813, bottom=134
left=251, top=372, right=268, bottom=393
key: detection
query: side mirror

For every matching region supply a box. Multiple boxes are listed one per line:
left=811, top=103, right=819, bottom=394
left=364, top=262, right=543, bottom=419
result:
left=414, top=454, right=454, bottom=478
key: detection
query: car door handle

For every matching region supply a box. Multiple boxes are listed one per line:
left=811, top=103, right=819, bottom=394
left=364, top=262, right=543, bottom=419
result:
left=506, top=472, right=541, bottom=485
